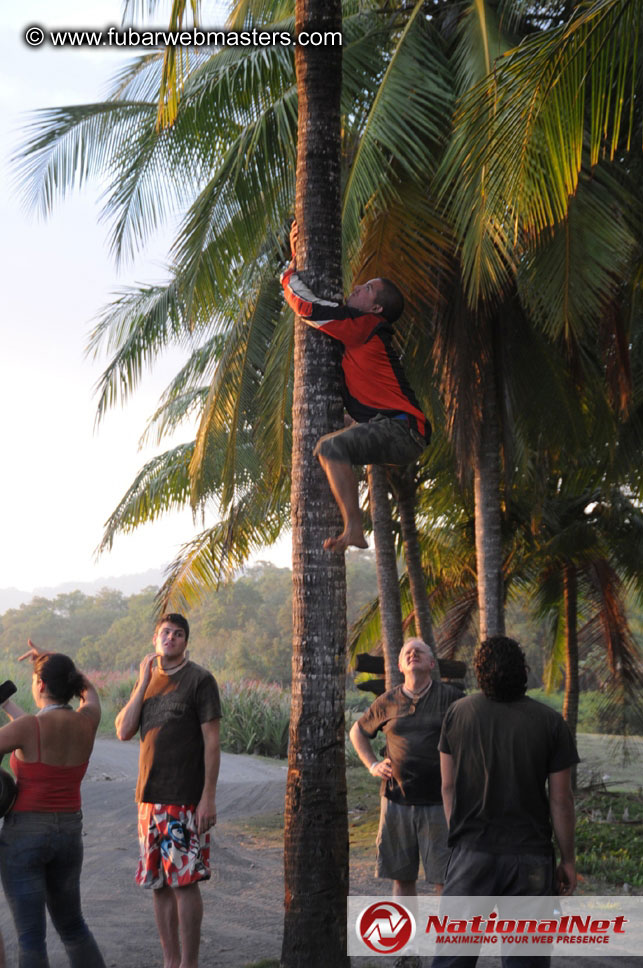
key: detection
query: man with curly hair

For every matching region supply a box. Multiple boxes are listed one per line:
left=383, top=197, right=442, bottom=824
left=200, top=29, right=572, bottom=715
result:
left=436, top=635, right=578, bottom=914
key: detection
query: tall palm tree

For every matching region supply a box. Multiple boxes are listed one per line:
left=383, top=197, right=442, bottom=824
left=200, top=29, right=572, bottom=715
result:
left=389, top=463, right=439, bottom=663
left=17, top=0, right=642, bottom=725
left=531, top=483, right=643, bottom=744
left=280, top=0, right=349, bottom=963
left=15, top=0, right=449, bottom=602
left=367, top=465, right=405, bottom=690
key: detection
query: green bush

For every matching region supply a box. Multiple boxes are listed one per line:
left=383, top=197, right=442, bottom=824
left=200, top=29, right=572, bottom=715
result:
left=575, top=791, right=643, bottom=888
left=345, top=689, right=372, bottom=713
left=0, top=663, right=32, bottom=711
left=527, top=689, right=643, bottom=735
left=219, top=680, right=290, bottom=758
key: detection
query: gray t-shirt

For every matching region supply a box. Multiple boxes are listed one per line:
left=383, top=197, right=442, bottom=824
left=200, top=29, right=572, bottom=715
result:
left=439, top=693, right=580, bottom=853
left=135, top=661, right=221, bottom=805
left=357, top=681, right=462, bottom=805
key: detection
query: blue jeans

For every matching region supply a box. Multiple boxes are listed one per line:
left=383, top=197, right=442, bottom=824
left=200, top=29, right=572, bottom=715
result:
left=431, top=844, right=555, bottom=968
left=0, top=811, right=105, bottom=968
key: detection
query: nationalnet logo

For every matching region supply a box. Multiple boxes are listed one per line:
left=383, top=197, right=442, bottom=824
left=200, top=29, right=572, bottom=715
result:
left=356, top=901, right=416, bottom=954
left=348, top=896, right=643, bottom=957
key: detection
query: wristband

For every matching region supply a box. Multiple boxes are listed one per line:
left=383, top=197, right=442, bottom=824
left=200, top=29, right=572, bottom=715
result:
left=369, top=761, right=379, bottom=775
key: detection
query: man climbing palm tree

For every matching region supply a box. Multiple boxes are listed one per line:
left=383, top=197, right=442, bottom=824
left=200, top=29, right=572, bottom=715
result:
left=282, top=222, right=430, bottom=552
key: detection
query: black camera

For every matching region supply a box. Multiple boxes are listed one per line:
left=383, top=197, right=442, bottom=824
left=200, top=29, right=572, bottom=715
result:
left=0, top=680, right=17, bottom=705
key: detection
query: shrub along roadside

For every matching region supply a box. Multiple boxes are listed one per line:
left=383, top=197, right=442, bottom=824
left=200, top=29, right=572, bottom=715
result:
left=575, top=790, right=643, bottom=889
left=527, top=688, right=643, bottom=734
left=219, top=680, right=290, bottom=758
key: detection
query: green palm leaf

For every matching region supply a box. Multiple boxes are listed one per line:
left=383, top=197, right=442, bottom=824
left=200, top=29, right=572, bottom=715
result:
left=450, top=0, right=642, bottom=300
left=159, top=478, right=291, bottom=608
left=98, top=442, right=195, bottom=553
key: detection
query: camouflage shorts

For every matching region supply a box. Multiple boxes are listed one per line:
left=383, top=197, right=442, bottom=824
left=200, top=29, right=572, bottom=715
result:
left=314, top=415, right=426, bottom=467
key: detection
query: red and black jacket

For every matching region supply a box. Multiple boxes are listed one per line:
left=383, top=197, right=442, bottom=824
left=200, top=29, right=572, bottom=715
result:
left=282, top=266, right=430, bottom=440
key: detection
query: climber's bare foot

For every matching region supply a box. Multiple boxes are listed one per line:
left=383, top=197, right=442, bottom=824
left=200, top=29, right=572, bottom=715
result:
left=323, top=529, right=369, bottom=554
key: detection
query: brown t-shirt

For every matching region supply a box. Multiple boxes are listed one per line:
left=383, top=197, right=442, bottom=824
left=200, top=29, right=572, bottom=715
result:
left=135, top=661, right=221, bottom=805
left=439, top=693, right=580, bottom=853
left=357, top=681, right=461, bottom=805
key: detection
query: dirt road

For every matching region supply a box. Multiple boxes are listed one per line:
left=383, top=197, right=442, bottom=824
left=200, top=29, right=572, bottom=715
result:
left=1, top=738, right=638, bottom=967
left=1, top=739, right=289, bottom=968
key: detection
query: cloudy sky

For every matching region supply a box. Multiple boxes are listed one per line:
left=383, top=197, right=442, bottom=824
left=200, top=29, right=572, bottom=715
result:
left=1, top=0, right=290, bottom=592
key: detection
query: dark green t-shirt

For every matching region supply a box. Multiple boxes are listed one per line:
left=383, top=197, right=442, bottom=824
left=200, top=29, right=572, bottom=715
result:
left=135, top=661, right=221, bottom=805
left=357, top=681, right=462, bottom=805
left=439, top=693, right=580, bottom=854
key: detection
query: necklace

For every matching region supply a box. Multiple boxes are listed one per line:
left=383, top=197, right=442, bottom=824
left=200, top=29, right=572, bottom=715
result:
left=38, top=703, right=72, bottom=715
left=402, top=681, right=432, bottom=702
left=158, top=658, right=188, bottom=676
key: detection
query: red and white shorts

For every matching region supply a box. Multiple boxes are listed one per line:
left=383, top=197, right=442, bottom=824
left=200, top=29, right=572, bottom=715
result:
left=136, top=802, right=210, bottom=889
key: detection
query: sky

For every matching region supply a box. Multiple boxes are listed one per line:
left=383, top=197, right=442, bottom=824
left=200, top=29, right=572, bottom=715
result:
left=1, top=0, right=290, bottom=594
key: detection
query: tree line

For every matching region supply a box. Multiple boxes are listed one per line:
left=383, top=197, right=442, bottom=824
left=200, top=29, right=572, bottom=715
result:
left=0, top=558, right=379, bottom=682
left=13, top=0, right=643, bottom=963
left=2, top=558, right=641, bottom=701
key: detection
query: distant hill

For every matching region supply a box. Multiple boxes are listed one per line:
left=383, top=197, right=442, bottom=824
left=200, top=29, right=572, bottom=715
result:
left=0, top=588, right=32, bottom=612
left=0, top=568, right=165, bottom=613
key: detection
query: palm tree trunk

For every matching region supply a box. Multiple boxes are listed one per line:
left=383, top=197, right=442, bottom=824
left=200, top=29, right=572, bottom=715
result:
left=393, top=467, right=440, bottom=677
left=473, top=359, right=505, bottom=640
left=562, top=561, right=579, bottom=791
left=282, top=2, right=348, bottom=966
left=368, top=465, right=404, bottom=690
left=562, top=562, right=579, bottom=741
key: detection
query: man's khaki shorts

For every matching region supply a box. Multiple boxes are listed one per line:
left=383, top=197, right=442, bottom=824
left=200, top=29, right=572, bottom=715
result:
left=375, top=797, right=449, bottom=884
left=314, top=415, right=426, bottom=467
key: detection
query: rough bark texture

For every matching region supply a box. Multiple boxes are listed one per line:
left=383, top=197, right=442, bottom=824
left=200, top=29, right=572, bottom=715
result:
left=563, top=562, right=579, bottom=741
left=393, top=467, right=440, bottom=677
left=473, top=360, right=505, bottom=640
left=368, top=465, right=404, bottom=691
left=282, top=3, right=348, bottom=965
left=563, top=563, right=579, bottom=791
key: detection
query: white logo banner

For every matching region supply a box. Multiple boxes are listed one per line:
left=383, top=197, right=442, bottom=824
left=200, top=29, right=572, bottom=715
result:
left=348, top=896, right=643, bottom=957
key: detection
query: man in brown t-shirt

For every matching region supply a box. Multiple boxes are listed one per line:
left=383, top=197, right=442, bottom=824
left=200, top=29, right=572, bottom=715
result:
left=116, top=613, right=221, bottom=968
left=350, top=639, right=461, bottom=901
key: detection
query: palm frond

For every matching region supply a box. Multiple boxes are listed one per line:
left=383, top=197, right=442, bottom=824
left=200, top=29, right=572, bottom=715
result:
left=155, top=0, right=202, bottom=129
left=139, top=336, right=225, bottom=445
left=98, top=442, right=195, bottom=553
left=342, top=1, right=452, bottom=258
left=189, top=272, right=286, bottom=509
left=437, top=0, right=522, bottom=305
left=518, top=163, right=639, bottom=347
left=140, top=388, right=210, bottom=447
left=227, top=0, right=293, bottom=28
left=88, top=278, right=196, bottom=423
left=450, top=0, right=642, bottom=299
left=158, top=478, right=291, bottom=609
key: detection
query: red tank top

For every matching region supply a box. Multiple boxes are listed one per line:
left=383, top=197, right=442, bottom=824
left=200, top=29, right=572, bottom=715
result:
left=10, top=717, right=89, bottom=812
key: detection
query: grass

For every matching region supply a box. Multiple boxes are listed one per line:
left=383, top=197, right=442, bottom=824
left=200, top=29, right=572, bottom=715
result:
left=228, top=756, right=643, bottom=893
left=219, top=680, right=290, bottom=758
left=228, top=764, right=377, bottom=850
left=575, top=788, right=643, bottom=890
left=3, top=669, right=642, bottom=889
left=528, top=688, right=643, bottom=735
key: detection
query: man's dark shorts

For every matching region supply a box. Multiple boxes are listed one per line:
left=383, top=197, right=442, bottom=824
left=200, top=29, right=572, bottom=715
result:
left=314, top=415, right=426, bottom=466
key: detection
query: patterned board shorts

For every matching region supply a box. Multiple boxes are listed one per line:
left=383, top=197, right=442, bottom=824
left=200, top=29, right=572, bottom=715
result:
left=313, top=414, right=426, bottom=467
left=136, top=802, right=210, bottom=889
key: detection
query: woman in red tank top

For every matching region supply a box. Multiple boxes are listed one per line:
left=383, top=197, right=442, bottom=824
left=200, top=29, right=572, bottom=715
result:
left=0, top=642, right=106, bottom=967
